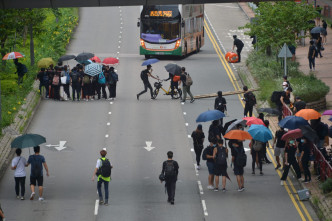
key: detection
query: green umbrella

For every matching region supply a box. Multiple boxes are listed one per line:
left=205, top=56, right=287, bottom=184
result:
left=11, top=134, right=46, bottom=149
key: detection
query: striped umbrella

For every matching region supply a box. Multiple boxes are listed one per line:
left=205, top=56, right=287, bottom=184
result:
left=84, top=63, right=102, bottom=76
left=2, top=52, right=25, bottom=60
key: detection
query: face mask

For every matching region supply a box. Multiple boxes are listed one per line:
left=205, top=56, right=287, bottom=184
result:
left=301, top=139, right=305, bottom=143
left=289, top=140, right=294, bottom=145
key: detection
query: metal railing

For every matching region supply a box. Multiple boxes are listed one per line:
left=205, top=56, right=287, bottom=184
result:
left=311, top=143, right=332, bottom=181
left=282, top=103, right=293, bottom=117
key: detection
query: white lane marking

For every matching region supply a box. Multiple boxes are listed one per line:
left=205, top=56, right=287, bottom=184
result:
left=46, top=141, right=67, bottom=151
left=183, top=112, right=186, bottom=115
left=144, top=141, right=155, bottom=151
left=191, top=148, right=194, bottom=152
left=194, top=164, right=199, bottom=176
left=110, top=102, right=113, bottom=104
left=198, top=181, right=204, bottom=194
left=105, top=134, right=109, bottom=138
left=188, top=135, right=191, bottom=138
left=107, top=122, right=110, bottom=126
left=119, top=41, right=121, bottom=43
left=119, top=35, right=122, bottom=38
left=120, top=27, right=123, bottom=29
left=121, top=22, right=123, bottom=25
left=108, top=112, right=112, bottom=115
left=120, top=17, right=122, bottom=20
left=185, top=123, right=189, bottom=126
left=202, top=200, right=208, bottom=216
left=118, top=46, right=121, bottom=48
left=103, top=148, right=107, bottom=151
left=94, top=200, right=99, bottom=215
left=181, top=102, right=185, bottom=105
left=120, top=31, right=122, bottom=34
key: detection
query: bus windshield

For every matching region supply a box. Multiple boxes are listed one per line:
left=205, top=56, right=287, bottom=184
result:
left=141, top=19, right=180, bottom=43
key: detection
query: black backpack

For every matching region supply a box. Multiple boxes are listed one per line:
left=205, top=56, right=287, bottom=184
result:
left=271, top=91, right=283, bottom=104
left=215, top=147, right=227, bottom=166
left=253, top=140, right=264, bottom=151
left=42, top=72, right=49, bottom=83
left=247, top=92, right=256, bottom=105
left=164, top=161, right=176, bottom=178
left=235, top=148, right=247, bottom=167
left=202, top=147, right=209, bottom=160
left=97, top=158, right=112, bottom=177
left=71, top=72, right=79, bottom=83
left=31, top=156, right=42, bottom=177
left=22, top=64, right=28, bottom=74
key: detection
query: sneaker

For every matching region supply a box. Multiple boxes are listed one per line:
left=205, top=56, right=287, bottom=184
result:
left=16, top=195, right=20, bottom=199
left=99, top=200, right=104, bottom=205
left=30, top=192, right=35, bottom=200
left=275, top=165, right=281, bottom=170
left=207, top=185, right=214, bottom=190
left=238, top=188, right=244, bottom=192
left=104, top=200, right=109, bottom=206
left=136, top=94, right=139, bottom=100
left=38, top=197, right=44, bottom=201
left=180, top=100, right=185, bottom=103
left=241, top=187, right=245, bottom=191
left=90, top=98, right=94, bottom=101
left=298, top=178, right=304, bottom=181
left=21, top=196, right=25, bottom=200
left=214, top=188, right=219, bottom=192
left=151, top=97, right=155, bottom=100
left=196, top=165, right=200, bottom=170
left=252, top=171, right=255, bottom=175
left=280, top=181, right=284, bottom=186
left=222, top=188, right=226, bottom=192
left=260, top=171, right=264, bottom=176
left=304, top=180, right=311, bottom=184
left=170, top=201, right=174, bottom=205
left=190, top=99, right=195, bottom=103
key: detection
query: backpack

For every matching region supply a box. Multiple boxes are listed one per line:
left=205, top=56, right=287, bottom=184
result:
left=97, top=158, right=112, bottom=177
left=235, top=148, right=247, bottom=167
left=31, top=156, right=42, bottom=177
left=164, top=161, right=176, bottom=178
left=215, top=147, right=227, bottom=166
left=247, top=92, right=256, bottom=105
left=22, top=64, right=28, bottom=74
left=83, top=75, right=90, bottom=84
left=202, top=147, right=209, bottom=160
left=65, top=71, right=70, bottom=84
left=140, top=70, right=148, bottom=81
left=98, top=72, right=106, bottom=84
left=111, top=72, right=118, bottom=82
left=185, top=73, right=193, bottom=86
left=52, top=75, right=59, bottom=85
left=42, top=72, right=49, bottom=83
left=71, top=72, right=79, bottom=83
left=271, top=91, right=283, bottom=104
left=173, top=75, right=180, bottom=82
left=253, top=140, right=264, bottom=151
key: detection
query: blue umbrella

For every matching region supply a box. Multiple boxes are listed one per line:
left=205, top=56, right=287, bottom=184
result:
left=196, top=110, right=225, bottom=123
left=141, top=58, right=159, bottom=66
left=278, top=116, right=309, bottom=130
left=248, top=124, right=273, bottom=142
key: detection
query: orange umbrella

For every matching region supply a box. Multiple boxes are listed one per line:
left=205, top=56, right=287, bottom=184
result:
left=295, top=109, right=321, bottom=120
left=224, top=130, right=252, bottom=141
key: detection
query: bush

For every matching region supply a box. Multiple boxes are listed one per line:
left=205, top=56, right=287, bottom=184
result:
left=1, top=80, right=18, bottom=95
left=320, top=178, right=332, bottom=194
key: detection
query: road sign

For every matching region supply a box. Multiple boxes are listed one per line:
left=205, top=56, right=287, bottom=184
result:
left=144, top=141, right=155, bottom=151
left=46, top=141, right=67, bottom=151
left=278, top=43, right=293, bottom=58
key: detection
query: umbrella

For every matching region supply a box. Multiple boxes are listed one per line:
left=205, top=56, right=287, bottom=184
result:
left=90, top=56, right=101, bottom=63
left=2, top=52, right=25, bottom=60
left=37, top=58, right=55, bottom=68
left=165, top=63, right=182, bottom=75
left=257, top=108, right=280, bottom=115
left=299, top=125, right=319, bottom=143
left=224, top=130, right=252, bottom=141
left=295, top=109, right=321, bottom=120
left=243, top=117, right=265, bottom=126
left=248, top=124, right=273, bottom=142
left=278, top=116, right=309, bottom=130
left=322, top=110, right=332, bottom=116
left=11, top=134, right=46, bottom=149
left=80, top=60, right=92, bottom=65
left=225, top=119, right=246, bottom=134
left=281, top=129, right=303, bottom=141
left=310, top=26, right=325, bottom=34
left=75, top=52, right=94, bottom=62
left=141, top=58, right=159, bottom=66
left=103, top=57, right=119, bottom=66
left=85, top=63, right=102, bottom=76
left=196, top=110, right=225, bottom=123
left=58, top=55, right=76, bottom=62
left=221, top=119, right=237, bottom=135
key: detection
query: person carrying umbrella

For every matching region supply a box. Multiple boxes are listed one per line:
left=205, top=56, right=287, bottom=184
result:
left=137, top=65, right=159, bottom=100
left=14, top=59, right=27, bottom=85
left=11, top=148, right=27, bottom=200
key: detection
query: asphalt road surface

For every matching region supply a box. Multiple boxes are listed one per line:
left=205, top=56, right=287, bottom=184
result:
left=0, top=4, right=318, bottom=221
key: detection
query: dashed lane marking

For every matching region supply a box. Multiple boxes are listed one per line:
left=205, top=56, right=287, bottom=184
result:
left=107, top=122, right=110, bottom=126
left=183, top=112, right=187, bottom=115
left=202, top=200, right=208, bottom=216
left=94, top=200, right=99, bottom=215
left=108, top=112, right=112, bottom=115
left=190, top=148, right=194, bottom=152
left=188, top=135, right=191, bottom=138
left=198, top=181, right=204, bottom=194
left=185, top=123, right=189, bottom=126
left=105, top=134, right=109, bottom=138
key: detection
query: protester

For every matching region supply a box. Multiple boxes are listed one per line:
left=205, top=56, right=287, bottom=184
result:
left=14, top=59, right=27, bottom=85
left=137, top=65, right=159, bottom=100
left=232, top=35, right=244, bottom=63
left=308, top=40, right=316, bottom=71
left=11, top=149, right=27, bottom=200
left=311, top=118, right=328, bottom=150
left=161, top=151, right=179, bottom=205
left=280, top=140, right=301, bottom=185
left=37, top=68, right=49, bottom=98
left=208, top=120, right=222, bottom=141
left=283, top=75, right=291, bottom=90
left=82, top=74, right=92, bottom=101
left=92, top=150, right=112, bottom=206
left=273, top=127, right=286, bottom=170
left=26, top=146, right=49, bottom=201
left=231, top=140, right=246, bottom=191
left=97, top=69, right=107, bottom=100
left=180, top=67, right=195, bottom=103
left=250, top=139, right=264, bottom=175
left=243, top=86, right=256, bottom=117
left=322, top=20, right=327, bottom=44
left=70, top=66, right=82, bottom=101
left=164, top=72, right=179, bottom=99
left=108, top=67, right=118, bottom=100
left=263, top=120, right=272, bottom=164
left=203, top=137, right=217, bottom=190
left=214, top=91, right=227, bottom=126
left=191, top=124, right=205, bottom=170
left=51, top=68, right=61, bottom=101
left=213, top=139, right=228, bottom=192
left=62, top=65, right=71, bottom=100
left=293, top=97, right=306, bottom=113
left=300, top=137, right=311, bottom=183
left=278, top=87, right=292, bottom=121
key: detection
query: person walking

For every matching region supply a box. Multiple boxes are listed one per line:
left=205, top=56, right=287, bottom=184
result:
left=92, top=150, right=112, bottom=206
left=242, top=86, right=256, bottom=117
left=293, top=97, right=306, bottom=113
left=250, top=139, right=264, bottom=175
left=108, top=67, right=118, bottom=100
left=191, top=124, right=205, bottom=170
left=273, top=127, right=286, bottom=170
left=26, top=146, right=49, bottom=201
left=231, top=140, right=246, bottom=191
left=180, top=67, right=194, bottom=103
left=137, top=65, right=159, bottom=100
left=203, top=137, right=217, bottom=190
left=161, top=151, right=179, bottom=205
left=11, top=149, right=27, bottom=200
left=164, top=72, right=179, bottom=99
left=232, top=35, right=244, bottom=63
left=14, top=59, right=27, bottom=85
left=316, top=36, right=323, bottom=58
left=308, top=40, right=316, bottom=71
left=280, top=139, right=301, bottom=185
left=36, top=68, right=50, bottom=98
left=70, top=67, right=82, bottom=101
left=208, top=120, right=222, bottom=141
left=214, top=91, right=227, bottom=126
left=213, top=139, right=228, bottom=192
left=299, top=137, right=311, bottom=183
left=322, top=20, right=327, bottom=44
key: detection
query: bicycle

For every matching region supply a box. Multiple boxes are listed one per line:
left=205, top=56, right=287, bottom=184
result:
left=152, top=79, right=182, bottom=99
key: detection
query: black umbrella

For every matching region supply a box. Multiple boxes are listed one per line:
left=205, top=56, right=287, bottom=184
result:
left=311, top=26, right=325, bottom=34
left=299, top=125, right=319, bottom=143
left=75, top=52, right=94, bottom=62
left=258, top=108, right=281, bottom=115
left=58, top=55, right=76, bottom=62
left=222, top=119, right=238, bottom=135
left=165, top=63, right=182, bottom=75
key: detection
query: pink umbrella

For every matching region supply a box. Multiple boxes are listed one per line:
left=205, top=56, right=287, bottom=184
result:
left=2, top=52, right=25, bottom=60
left=243, top=117, right=265, bottom=126
left=281, top=129, right=303, bottom=141
left=322, top=110, right=332, bottom=115
left=90, top=56, right=101, bottom=63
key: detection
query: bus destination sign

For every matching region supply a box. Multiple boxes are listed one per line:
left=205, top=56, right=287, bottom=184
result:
left=149, top=11, right=172, bottom=17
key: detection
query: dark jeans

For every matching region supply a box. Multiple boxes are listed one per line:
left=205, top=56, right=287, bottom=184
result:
left=97, top=179, right=109, bottom=201
left=72, top=83, right=81, bottom=100
left=281, top=159, right=301, bottom=181
left=308, top=57, right=315, bottom=70
left=244, top=104, right=253, bottom=117
left=98, top=84, right=107, bottom=99
left=252, top=149, right=263, bottom=172
left=277, top=103, right=283, bottom=122
left=194, top=144, right=203, bottom=166
left=138, top=81, right=153, bottom=98
left=92, top=82, right=99, bottom=97
left=237, top=47, right=243, bottom=62
left=302, top=158, right=311, bottom=181
left=17, top=74, right=24, bottom=84
left=165, top=180, right=176, bottom=202
left=170, top=81, right=178, bottom=98
left=63, top=84, right=70, bottom=98
left=109, top=83, right=117, bottom=98
left=14, top=176, right=26, bottom=196
left=52, top=85, right=60, bottom=100
left=40, top=83, right=49, bottom=98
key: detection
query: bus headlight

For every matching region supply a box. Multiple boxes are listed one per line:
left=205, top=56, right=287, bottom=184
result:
left=140, top=39, right=146, bottom=49
left=174, top=40, right=181, bottom=49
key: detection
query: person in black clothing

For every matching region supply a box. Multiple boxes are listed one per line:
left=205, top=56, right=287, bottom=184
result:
left=51, top=68, right=61, bottom=101
left=262, top=120, right=272, bottom=164
left=70, top=66, right=82, bottom=101
left=108, top=67, right=118, bottom=100
left=278, top=87, right=292, bottom=121
left=165, top=72, right=180, bottom=99
left=191, top=124, right=205, bottom=170
left=161, top=151, right=179, bottom=205
left=250, top=139, right=264, bottom=175
left=232, top=35, right=244, bottom=63
left=231, top=140, right=245, bottom=191
left=316, top=36, right=323, bottom=58
left=137, top=65, right=159, bottom=100
left=205, top=137, right=217, bottom=190
left=243, top=86, right=256, bottom=117
left=214, top=91, right=227, bottom=126
left=300, top=137, right=311, bottom=183
left=322, top=20, right=327, bottom=44
left=36, top=68, right=49, bottom=98
left=280, top=139, right=301, bottom=185
left=308, top=40, right=316, bottom=71
left=209, top=120, right=222, bottom=141
left=293, top=97, right=306, bottom=113
left=258, top=113, right=264, bottom=122
left=14, top=59, right=26, bottom=85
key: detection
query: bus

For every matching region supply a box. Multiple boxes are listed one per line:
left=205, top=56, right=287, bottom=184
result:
left=138, top=5, right=204, bottom=58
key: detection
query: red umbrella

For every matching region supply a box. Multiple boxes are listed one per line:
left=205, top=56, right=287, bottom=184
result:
left=243, top=117, right=265, bottom=126
left=281, top=129, right=303, bottom=141
left=2, top=52, right=25, bottom=60
left=103, top=57, right=119, bottom=66
left=90, top=56, right=101, bottom=63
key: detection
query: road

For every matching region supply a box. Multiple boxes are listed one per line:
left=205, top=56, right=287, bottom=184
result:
left=0, top=4, right=319, bottom=221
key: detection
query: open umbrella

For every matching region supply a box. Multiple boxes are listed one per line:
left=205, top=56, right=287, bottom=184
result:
left=90, top=56, right=101, bottom=63
left=299, top=125, right=319, bottom=143
left=58, top=55, right=76, bottom=62
left=225, top=119, right=246, bottom=134
left=278, top=116, right=309, bottom=130
left=257, top=108, right=280, bottom=115
left=322, top=110, right=332, bottom=116
left=310, top=26, right=325, bottom=34
left=295, top=109, right=321, bottom=120
left=142, top=58, right=159, bottom=66
left=2, top=52, right=25, bottom=60
left=165, top=63, right=182, bottom=75
left=80, top=60, right=92, bottom=65
left=75, top=52, right=94, bottom=62
left=248, top=124, right=273, bottom=142
left=224, top=130, right=252, bottom=141
left=196, top=110, right=225, bottom=123
left=243, top=117, right=265, bottom=126
left=37, top=58, right=55, bottom=68
left=221, top=119, right=237, bottom=135
left=281, top=129, right=302, bottom=141
left=103, top=57, right=119, bottom=66
left=11, top=134, right=46, bottom=149
left=85, top=63, right=102, bottom=76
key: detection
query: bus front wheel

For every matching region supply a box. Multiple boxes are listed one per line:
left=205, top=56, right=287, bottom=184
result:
left=145, top=55, right=151, bottom=59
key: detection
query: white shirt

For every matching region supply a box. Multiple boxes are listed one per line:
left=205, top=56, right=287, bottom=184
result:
left=11, top=156, right=27, bottom=177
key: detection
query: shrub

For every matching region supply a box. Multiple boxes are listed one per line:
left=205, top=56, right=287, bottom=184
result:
left=1, top=80, right=18, bottom=95
left=320, top=178, right=332, bottom=194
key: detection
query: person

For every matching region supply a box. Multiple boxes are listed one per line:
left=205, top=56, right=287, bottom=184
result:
left=293, top=97, right=306, bottom=113
left=137, top=65, right=159, bottom=100
left=108, top=67, right=118, bottom=100
left=82, top=74, right=91, bottom=101
left=70, top=67, right=82, bottom=101
left=311, top=118, right=328, bottom=150
left=37, top=68, right=49, bottom=98
left=322, top=20, right=327, bottom=44
left=208, top=120, right=222, bottom=141
left=262, top=120, right=272, bottom=164
left=91, top=74, right=99, bottom=100
left=273, top=127, right=286, bottom=170
left=51, top=68, right=61, bottom=101
left=92, top=150, right=112, bottom=206
left=214, top=91, right=227, bottom=126
left=316, top=36, right=323, bottom=58
left=299, top=137, right=311, bottom=183
left=283, top=75, right=291, bottom=89
left=164, top=72, right=179, bottom=99
left=258, top=113, right=264, bottom=122
left=231, top=140, right=246, bottom=191
left=250, top=139, right=264, bottom=175
left=179, top=67, right=194, bottom=103
left=288, top=45, right=296, bottom=61
left=316, top=5, right=322, bottom=26
left=278, top=87, right=292, bottom=121
left=203, top=137, right=217, bottom=190
left=280, top=139, right=301, bottom=185
left=161, top=151, right=179, bottom=205
left=11, top=148, right=27, bottom=200
left=308, top=40, right=316, bottom=71
left=232, top=35, right=244, bottom=63
left=97, top=69, right=107, bottom=100
left=62, top=65, right=71, bottom=100
left=242, top=86, right=256, bottom=117
left=0, top=203, right=4, bottom=221
left=191, top=124, right=205, bottom=170
left=14, top=59, right=27, bottom=85
left=26, top=146, right=49, bottom=201
left=213, top=139, right=228, bottom=192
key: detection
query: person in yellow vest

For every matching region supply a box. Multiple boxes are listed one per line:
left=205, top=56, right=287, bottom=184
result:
left=92, top=150, right=112, bottom=206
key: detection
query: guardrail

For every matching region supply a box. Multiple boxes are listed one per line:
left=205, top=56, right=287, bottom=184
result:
left=312, top=142, right=332, bottom=181
left=282, top=103, right=293, bottom=117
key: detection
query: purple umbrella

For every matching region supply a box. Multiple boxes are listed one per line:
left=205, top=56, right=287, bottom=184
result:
left=322, top=110, right=332, bottom=115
